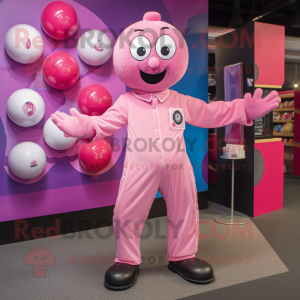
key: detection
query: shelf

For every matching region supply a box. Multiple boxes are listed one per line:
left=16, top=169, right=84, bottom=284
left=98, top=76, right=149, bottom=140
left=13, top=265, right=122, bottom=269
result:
left=208, top=165, right=217, bottom=172
left=273, top=132, right=294, bottom=137
left=278, top=93, right=294, bottom=99
left=255, top=138, right=282, bottom=143
left=284, top=143, right=294, bottom=147
left=284, top=157, right=294, bottom=161
left=294, top=141, right=300, bottom=148
left=273, top=120, right=294, bottom=123
left=273, top=108, right=294, bottom=112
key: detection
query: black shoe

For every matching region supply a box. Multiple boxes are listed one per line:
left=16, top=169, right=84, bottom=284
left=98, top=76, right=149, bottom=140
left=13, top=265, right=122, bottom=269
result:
left=104, top=262, right=140, bottom=290
left=168, top=258, right=214, bottom=284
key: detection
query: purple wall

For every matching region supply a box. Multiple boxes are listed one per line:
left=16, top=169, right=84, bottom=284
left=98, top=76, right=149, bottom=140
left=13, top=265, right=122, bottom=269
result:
left=0, top=0, right=208, bottom=222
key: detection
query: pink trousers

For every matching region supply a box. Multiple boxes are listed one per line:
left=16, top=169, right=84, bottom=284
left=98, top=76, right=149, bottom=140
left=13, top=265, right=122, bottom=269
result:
left=113, top=154, right=199, bottom=265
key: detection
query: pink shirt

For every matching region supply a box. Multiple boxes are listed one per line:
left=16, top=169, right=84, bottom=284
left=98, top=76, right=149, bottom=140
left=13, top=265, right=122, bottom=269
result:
left=89, top=89, right=252, bottom=167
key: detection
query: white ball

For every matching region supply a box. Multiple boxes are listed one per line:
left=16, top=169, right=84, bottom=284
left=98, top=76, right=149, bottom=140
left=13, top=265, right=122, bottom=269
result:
left=5, top=24, right=44, bottom=64
left=77, top=30, right=112, bottom=66
left=43, top=117, right=77, bottom=150
left=6, top=89, right=45, bottom=127
left=8, top=142, right=46, bottom=180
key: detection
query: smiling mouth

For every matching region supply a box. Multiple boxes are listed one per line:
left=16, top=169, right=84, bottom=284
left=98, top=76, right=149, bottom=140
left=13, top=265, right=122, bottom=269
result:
left=140, top=69, right=166, bottom=84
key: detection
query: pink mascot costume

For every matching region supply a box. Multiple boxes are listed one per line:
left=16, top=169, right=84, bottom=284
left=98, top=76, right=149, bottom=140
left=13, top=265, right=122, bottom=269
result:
left=51, top=12, right=280, bottom=290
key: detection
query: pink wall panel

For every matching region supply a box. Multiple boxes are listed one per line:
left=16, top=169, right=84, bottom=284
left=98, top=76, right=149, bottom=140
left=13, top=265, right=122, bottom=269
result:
left=255, top=22, right=285, bottom=87
left=254, top=141, right=284, bottom=217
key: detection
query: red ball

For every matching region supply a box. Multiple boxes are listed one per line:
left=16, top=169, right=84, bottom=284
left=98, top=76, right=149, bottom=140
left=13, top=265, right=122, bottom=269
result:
left=78, top=139, right=112, bottom=172
left=41, top=1, right=78, bottom=40
left=42, top=51, right=79, bottom=90
left=77, top=84, right=112, bottom=116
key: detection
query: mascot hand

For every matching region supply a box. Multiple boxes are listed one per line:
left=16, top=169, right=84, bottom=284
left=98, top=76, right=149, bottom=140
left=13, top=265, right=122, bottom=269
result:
left=244, top=88, right=281, bottom=120
left=51, top=108, right=96, bottom=140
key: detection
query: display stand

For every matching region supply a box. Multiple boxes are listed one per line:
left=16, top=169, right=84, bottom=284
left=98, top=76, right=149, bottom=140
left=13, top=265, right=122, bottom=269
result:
left=214, top=156, right=249, bottom=225
left=273, top=91, right=300, bottom=176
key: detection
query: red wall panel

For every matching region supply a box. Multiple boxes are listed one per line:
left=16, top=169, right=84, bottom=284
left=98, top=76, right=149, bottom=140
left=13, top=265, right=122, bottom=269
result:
left=255, top=22, right=285, bottom=88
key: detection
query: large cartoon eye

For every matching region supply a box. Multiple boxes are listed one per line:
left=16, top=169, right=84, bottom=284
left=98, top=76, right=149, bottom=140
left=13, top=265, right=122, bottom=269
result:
left=155, top=35, right=176, bottom=60
left=130, top=36, right=151, bottom=61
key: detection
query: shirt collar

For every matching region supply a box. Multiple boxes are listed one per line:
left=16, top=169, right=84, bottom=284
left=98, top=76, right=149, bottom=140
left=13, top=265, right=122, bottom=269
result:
left=132, top=89, right=170, bottom=103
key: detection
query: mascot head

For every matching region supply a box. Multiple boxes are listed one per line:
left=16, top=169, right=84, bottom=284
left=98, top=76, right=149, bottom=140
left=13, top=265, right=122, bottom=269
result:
left=113, top=12, right=189, bottom=93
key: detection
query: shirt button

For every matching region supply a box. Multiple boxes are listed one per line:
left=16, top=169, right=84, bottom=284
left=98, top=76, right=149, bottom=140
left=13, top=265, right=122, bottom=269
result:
left=122, top=175, right=125, bottom=178
left=156, top=138, right=160, bottom=142
left=155, top=129, right=158, bottom=132
left=153, top=108, right=156, bottom=111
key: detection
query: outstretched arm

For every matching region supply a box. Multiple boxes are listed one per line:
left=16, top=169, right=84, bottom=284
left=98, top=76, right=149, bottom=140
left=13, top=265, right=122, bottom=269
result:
left=51, top=95, right=128, bottom=142
left=179, top=88, right=280, bottom=128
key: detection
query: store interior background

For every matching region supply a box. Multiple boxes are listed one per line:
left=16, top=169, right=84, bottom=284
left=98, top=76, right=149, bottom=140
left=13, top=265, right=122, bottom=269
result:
left=208, top=0, right=300, bottom=97
left=205, top=3, right=300, bottom=297
left=207, top=0, right=300, bottom=183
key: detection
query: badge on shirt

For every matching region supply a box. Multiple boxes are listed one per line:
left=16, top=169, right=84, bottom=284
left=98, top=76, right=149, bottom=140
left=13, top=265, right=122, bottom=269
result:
left=169, top=108, right=185, bottom=130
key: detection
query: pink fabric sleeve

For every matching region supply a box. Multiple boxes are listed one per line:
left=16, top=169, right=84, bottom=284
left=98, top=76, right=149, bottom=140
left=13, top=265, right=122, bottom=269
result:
left=179, top=93, right=253, bottom=128
left=85, top=95, right=128, bottom=142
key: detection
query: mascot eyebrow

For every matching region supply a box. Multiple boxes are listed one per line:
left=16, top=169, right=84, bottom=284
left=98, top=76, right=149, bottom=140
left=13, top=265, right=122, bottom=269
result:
left=134, top=27, right=169, bottom=33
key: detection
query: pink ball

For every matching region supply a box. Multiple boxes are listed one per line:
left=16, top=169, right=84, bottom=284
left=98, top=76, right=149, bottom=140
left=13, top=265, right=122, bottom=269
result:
left=41, top=1, right=78, bottom=40
left=42, top=51, right=79, bottom=90
left=77, top=84, right=112, bottom=116
left=78, top=139, right=112, bottom=172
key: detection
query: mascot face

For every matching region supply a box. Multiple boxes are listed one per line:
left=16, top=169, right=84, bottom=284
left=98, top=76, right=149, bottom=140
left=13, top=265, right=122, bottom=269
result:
left=113, top=12, right=189, bottom=92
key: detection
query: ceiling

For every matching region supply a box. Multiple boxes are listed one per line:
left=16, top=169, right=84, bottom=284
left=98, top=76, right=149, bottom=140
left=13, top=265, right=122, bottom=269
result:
left=209, top=0, right=300, bottom=37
